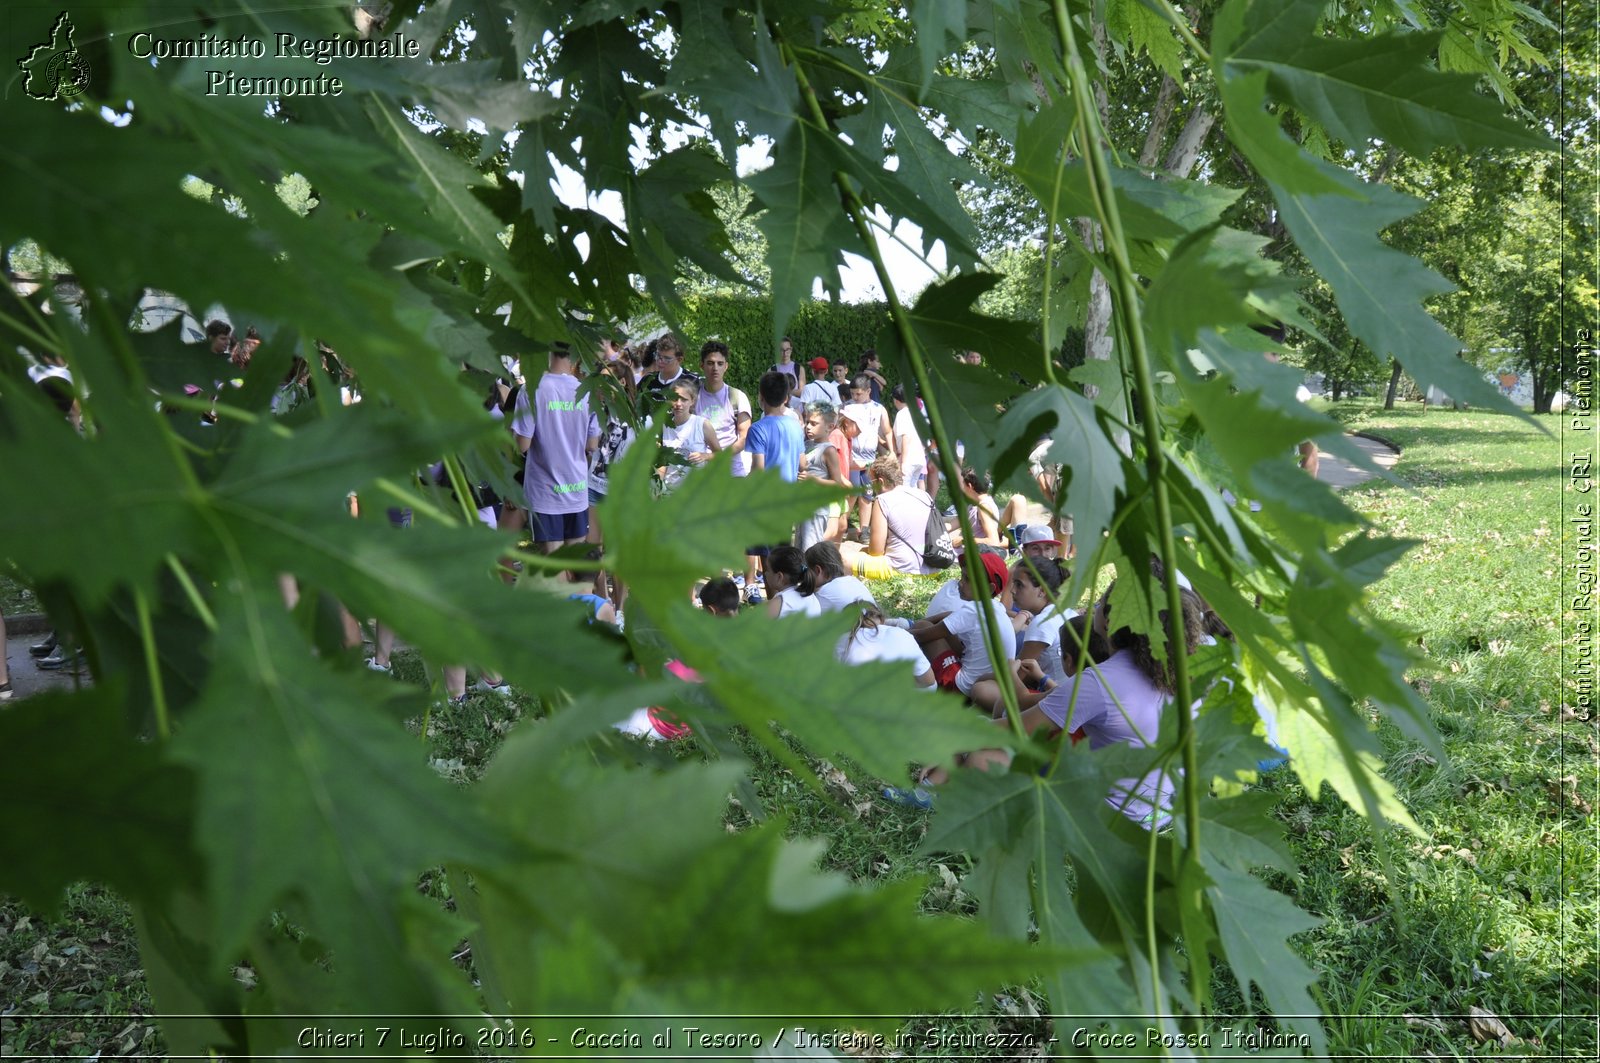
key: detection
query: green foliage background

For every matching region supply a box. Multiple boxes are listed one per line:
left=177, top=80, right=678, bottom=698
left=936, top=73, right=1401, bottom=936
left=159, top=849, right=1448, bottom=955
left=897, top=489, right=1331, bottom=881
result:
left=675, top=293, right=889, bottom=391
left=0, top=0, right=1585, bottom=1058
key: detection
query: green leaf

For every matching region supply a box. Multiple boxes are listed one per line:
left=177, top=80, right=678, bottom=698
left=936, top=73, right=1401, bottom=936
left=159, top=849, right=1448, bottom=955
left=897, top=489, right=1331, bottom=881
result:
left=748, top=122, right=862, bottom=344
left=1200, top=864, right=1326, bottom=1056
left=210, top=405, right=488, bottom=515
left=603, top=442, right=840, bottom=605
left=839, top=50, right=983, bottom=269
left=1000, top=386, right=1128, bottom=583
left=923, top=764, right=1162, bottom=1015
left=626, top=147, right=744, bottom=303
left=169, top=601, right=525, bottom=960
left=1117, top=0, right=1185, bottom=80
left=0, top=686, right=197, bottom=911
left=1014, top=103, right=1242, bottom=241
left=364, top=98, right=544, bottom=326
left=388, top=60, right=560, bottom=136
left=620, top=829, right=1062, bottom=1014
left=1269, top=162, right=1515, bottom=411
left=0, top=344, right=199, bottom=607
left=911, top=0, right=966, bottom=94
left=1190, top=790, right=1297, bottom=875
left=1223, top=0, right=1551, bottom=154
left=1212, top=67, right=1352, bottom=197
left=1183, top=566, right=1421, bottom=834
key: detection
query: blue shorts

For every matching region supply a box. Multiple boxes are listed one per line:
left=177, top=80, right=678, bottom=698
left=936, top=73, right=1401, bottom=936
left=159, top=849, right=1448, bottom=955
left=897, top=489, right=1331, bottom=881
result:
left=531, top=510, right=588, bottom=543
left=588, top=486, right=606, bottom=507
left=850, top=466, right=875, bottom=501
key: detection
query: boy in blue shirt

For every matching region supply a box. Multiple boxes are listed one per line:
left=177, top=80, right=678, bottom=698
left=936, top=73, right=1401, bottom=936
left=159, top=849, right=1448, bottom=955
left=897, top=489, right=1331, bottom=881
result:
left=742, top=371, right=806, bottom=602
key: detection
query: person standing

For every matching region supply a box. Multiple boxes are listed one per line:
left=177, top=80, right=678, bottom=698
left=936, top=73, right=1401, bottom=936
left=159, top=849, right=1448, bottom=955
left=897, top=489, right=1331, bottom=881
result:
left=858, top=348, right=887, bottom=404
left=770, top=336, right=806, bottom=393
left=801, top=356, right=840, bottom=407
left=744, top=371, right=806, bottom=604
left=695, top=341, right=752, bottom=476
left=642, top=333, right=700, bottom=411
left=890, top=384, right=926, bottom=490
left=839, top=375, right=892, bottom=538
left=512, top=344, right=597, bottom=553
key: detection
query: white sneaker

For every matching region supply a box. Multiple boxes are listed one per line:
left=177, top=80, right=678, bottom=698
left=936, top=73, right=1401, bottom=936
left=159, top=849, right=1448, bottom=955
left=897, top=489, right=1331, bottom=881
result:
left=364, top=657, right=391, bottom=674
left=473, top=678, right=513, bottom=697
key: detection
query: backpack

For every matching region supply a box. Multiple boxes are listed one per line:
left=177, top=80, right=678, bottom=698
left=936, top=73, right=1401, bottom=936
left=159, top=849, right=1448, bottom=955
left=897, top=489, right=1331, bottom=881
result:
left=921, top=499, right=957, bottom=569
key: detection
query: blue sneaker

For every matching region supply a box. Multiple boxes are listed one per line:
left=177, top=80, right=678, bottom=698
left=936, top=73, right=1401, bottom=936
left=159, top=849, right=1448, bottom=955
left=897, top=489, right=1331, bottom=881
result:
left=745, top=589, right=765, bottom=606
left=881, top=785, right=936, bottom=809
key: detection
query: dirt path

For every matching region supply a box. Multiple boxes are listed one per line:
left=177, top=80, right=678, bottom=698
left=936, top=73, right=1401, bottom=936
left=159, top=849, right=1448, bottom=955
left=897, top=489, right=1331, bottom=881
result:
left=1317, top=433, right=1400, bottom=489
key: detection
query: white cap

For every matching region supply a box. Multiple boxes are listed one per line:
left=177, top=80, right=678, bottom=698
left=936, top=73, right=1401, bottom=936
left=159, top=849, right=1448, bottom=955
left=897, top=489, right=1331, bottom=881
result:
left=1017, top=524, right=1061, bottom=548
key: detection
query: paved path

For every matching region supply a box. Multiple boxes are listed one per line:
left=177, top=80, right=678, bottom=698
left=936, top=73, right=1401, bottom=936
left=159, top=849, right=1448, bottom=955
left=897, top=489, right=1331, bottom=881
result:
left=3, top=634, right=92, bottom=703
left=1318, top=433, right=1400, bottom=489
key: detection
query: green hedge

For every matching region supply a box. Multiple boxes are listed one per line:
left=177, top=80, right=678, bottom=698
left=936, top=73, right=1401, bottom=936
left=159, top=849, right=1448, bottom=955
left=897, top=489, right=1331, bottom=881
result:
left=671, top=294, right=890, bottom=396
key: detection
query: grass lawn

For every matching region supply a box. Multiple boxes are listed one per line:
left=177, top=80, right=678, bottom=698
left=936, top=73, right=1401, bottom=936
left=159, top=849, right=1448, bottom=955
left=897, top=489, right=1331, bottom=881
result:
left=3, top=402, right=1594, bottom=1059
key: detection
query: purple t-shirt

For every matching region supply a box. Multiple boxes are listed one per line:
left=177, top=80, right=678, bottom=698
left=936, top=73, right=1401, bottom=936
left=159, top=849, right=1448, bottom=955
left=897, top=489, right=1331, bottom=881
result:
left=512, top=373, right=591, bottom=515
left=745, top=412, right=804, bottom=483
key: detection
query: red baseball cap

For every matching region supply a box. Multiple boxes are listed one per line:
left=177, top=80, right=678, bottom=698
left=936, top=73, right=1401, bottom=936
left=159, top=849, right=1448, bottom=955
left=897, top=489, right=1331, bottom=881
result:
left=961, top=551, right=1010, bottom=597
left=809, top=356, right=830, bottom=372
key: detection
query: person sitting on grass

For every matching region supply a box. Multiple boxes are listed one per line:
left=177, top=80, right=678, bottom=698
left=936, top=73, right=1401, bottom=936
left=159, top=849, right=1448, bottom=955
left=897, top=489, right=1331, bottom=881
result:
left=948, top=468, right=1006, bottom=550
left=1016, top=556, right=1073, bottom=682
left=804, top=541, right=878, bottom=613
left=1012, top=523, right=1062, bottom=561
left=839, top=452, right=937, bottom=578
left=614, top=576, right=740, bottom=741
left=966, top=556, right=1068, bottom=715
left=837, top=600, right=935, bottom=690
left=897, top=587, right=1204, bottom=828
left=909, top=551, right=1015, bottom=699
left=563, top=550, right=617, bottom=625
left=764, top=545, right=822, bottom=619
left=697, top=576, right=742, bottom=618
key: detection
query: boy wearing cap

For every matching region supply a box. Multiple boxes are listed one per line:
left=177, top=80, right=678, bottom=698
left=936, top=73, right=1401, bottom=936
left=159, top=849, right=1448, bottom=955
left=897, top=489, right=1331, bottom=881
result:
left=1016, top=524, right=1061, bottom=560
left=800, top=357, right=841, bottom=407
left=911, top=552, right=1017, bottom=696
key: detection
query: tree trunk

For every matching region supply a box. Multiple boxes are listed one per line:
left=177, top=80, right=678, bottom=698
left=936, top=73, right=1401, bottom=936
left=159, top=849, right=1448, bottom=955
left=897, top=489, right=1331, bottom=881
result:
left=1077, top=218, right=1114, bottom=401
left=1138, top=77, right=1180, bottom=169
left=1162, top=106, right=1217, bottom=176
left=1332, top=378, right=1344, bottom=401
left=1384, top=358, right=1404, bottom=410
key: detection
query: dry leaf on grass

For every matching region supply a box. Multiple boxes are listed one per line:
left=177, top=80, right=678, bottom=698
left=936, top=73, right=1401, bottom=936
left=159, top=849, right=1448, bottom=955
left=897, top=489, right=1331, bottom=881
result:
left=1467, top=1005, right=1514, bottom=1046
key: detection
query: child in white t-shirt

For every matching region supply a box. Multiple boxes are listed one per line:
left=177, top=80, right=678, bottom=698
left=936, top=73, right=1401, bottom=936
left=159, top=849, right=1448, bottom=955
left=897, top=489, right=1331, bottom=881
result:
left=910, top=551, right=1015, bottom=697
left=654, top=378, right=720, bottom=492
left=837, top=602, right=934, bottom=689
left=764, top=545, right=822, bottom=618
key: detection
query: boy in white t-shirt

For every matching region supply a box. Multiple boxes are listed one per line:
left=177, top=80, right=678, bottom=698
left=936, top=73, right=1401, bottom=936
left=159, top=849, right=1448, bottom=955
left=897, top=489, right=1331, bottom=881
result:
left=911, top=551, right=1015, bottom=696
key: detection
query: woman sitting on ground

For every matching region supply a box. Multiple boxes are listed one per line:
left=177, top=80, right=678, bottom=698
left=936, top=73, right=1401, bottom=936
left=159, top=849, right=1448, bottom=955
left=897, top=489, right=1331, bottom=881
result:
left=804, top=541, right=878, bottom=613
left=837, top=600, right=935, bottom=689
left=839, top=453, right=938, bottom=578
left=765, top=544, right=822, bottom=619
